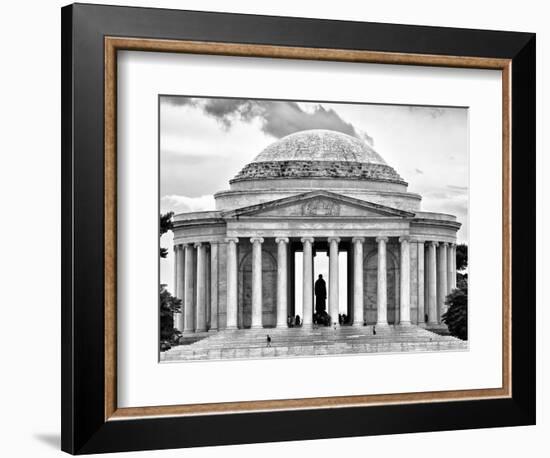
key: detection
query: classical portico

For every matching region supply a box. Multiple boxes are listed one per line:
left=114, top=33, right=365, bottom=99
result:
left=171, top=130, right=460, bottom=335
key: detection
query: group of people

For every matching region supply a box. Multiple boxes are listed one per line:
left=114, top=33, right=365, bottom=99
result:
left=338, top=313, right=351, bottom=325
left=287, top=314, right=302, bottom=327
left=285, top=275, right=358, bottom=328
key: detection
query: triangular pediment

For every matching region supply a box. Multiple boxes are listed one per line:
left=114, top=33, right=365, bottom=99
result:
left=223, top=191, right=414, bottom=218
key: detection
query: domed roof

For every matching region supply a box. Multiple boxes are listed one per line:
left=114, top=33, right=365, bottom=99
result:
left=231, top=129, right=405, bottom=185
left=252, top=129, right=387, bottom=165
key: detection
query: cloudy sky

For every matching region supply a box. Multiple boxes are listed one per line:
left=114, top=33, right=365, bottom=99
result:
left=160, top=96, right=468, bottom=293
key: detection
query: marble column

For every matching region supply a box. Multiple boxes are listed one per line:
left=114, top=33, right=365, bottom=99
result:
left=438, top=242, right=449, bottom=321
left=250, top=237, right=264, bottom=328
left=376, top=236, right=389, bottom=326
left=427, top=242, right=438, bottom=324
left=424, top=246, right=429, bottom=321
left=450, top=243, right=457, bottom=290
left=399, top=236, right=411, bottom=325
left=173, top=244, right=185, bottom=332
left=183, top=244, right=195, bottom=333
left=173, top=244, right=180, bottom=297
left=417, top=241, right=426, bottom=325
left=209, top=242, right=219, bottom=331
left=328, top=237, right=340, bottom=326
left=301, top=237, right=314, bottom=327
left=352, top=237, right=365, bottom=326
left=447, top=243, right=455, bottom=293
left=195, top=242, right=207, bottom=332
left=275, top=237, right=289, bottom=328
left=225, top=238, right=239, bottom=330
left=205, top=246, right=211, bottom=329
left=454, top=244, right=458, bottom=289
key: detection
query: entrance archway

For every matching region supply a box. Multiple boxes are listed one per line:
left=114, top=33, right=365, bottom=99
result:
left=364, top=248, right=399, bottom=324
left=238, top=249, right=277, bottom=328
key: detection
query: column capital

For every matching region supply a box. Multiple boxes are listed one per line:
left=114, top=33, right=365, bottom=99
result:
left=209, top=240, right=221, bottom=246
left=224, top=237, right=239, bottom=244
left=275, top=237, right=289, bottom=244
left=173, top=244, right=181, bottom=252
left=194, top=242, right=203, bottom=248
left=182, top=242, right=194, bottom=248
left=250, top=237, right=265, bottom=244
left=440, top=241, right=449, bottom=247
left=352, top=237, right=365, bottom=244
left=429, top=240, right=439, bottom=247
left=376, top=236, right=389, bottom=243
left=301, top=237, right=314, bottom=244
left=448, top=242, right=456, bottom=248
left=399, top=236, right=410, bottom=243
left=327, top=236, right=341, bottom=244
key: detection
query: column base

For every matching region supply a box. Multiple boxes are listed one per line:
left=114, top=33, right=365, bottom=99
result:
left=208, top=328, right=218, bottom=332
left=251, top=325, right=264, bottom=329
left=375, top=322, right=389, bottom=327
left=398, top=321, right=412, bottom=327
left=352, top=321, right=365, bottom=327
left=225, top=325, right=238, bottom=330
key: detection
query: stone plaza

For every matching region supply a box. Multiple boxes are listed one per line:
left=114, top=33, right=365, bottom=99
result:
left=162, top=129, right=467, bottom=361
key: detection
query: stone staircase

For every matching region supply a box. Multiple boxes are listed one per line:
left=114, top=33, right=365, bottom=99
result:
left=161, top=325, right=467, bottom=362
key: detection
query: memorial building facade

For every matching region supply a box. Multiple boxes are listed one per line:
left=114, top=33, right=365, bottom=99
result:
left=171, top=129, right=460, bottom=333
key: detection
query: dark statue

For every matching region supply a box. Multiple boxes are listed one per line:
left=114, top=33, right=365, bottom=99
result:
left=315, top=274, right=327, bottom=314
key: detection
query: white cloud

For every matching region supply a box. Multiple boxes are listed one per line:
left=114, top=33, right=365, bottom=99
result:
left=160, top=194, right=215, bottom=215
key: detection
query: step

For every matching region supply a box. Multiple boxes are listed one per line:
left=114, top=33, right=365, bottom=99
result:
left=161, top=324, right=467, bottom=361
left=162, top=340, right=468, bottom=361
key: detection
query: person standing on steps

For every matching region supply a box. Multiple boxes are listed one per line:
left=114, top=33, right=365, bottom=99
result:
left=266, top=335, right=272, bottom=347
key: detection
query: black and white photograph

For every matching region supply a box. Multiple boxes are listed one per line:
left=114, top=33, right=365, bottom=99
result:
left=159, top=96, right=469, bottom=361
left=0, top=0, right=542, bottom=456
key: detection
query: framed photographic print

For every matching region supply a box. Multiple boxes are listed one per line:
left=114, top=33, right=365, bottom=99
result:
left=61, top=3, right=536, bottom=454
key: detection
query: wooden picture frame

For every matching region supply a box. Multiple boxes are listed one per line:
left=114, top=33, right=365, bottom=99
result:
left=61, top=3, right=535, bottom=454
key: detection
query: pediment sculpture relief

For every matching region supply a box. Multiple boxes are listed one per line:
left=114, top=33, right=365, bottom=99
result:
left=301, top=198, right=341, bottom=216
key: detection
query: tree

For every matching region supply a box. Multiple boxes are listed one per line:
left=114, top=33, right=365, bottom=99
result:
left=159, top=211, right=174, bottom=258
left=160, top=284, right=182, bottom=348
left=442, top=283, right=468, bottom=340
left=456, top=243, right=468, bottom=271
left=159, top=211, right=177, bottom=350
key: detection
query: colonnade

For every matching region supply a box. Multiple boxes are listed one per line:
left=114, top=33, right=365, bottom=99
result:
left=173, top=237, right=457, bottom=333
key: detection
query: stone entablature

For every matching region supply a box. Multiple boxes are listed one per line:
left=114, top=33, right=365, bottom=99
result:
left=214, top=187, right=421, bottom=212
left=223, top=191, right=415, bottom=218
left=231, top=160, right=406, bottom=185
left=172, top=192, right=459, bottom=245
